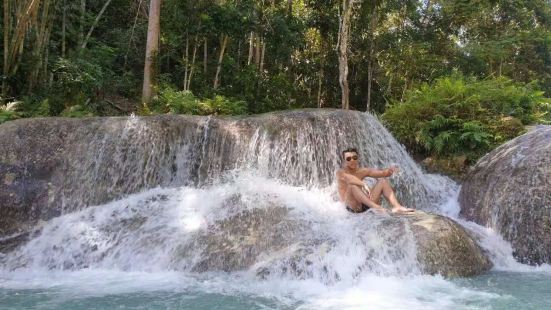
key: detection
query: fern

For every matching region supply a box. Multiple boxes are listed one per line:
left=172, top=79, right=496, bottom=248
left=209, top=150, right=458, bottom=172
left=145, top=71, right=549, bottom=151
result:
left=382, top=73, right=547, bottom=161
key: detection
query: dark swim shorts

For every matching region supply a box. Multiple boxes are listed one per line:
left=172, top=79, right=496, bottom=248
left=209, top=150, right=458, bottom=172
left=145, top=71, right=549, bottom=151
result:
left=346, top=204, right=370, bottom=213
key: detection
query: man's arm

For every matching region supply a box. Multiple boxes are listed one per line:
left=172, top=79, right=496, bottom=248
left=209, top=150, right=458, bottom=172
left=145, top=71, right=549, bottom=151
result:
left=359, top=167, right=396, bottom=178
left=337, top=170, right=369, bottom=188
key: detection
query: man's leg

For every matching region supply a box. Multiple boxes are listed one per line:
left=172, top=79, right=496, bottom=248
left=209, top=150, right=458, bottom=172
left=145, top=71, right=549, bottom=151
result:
left=370, top=178, right=414, bottom=213
left=345, top=185, right=385, bottom=212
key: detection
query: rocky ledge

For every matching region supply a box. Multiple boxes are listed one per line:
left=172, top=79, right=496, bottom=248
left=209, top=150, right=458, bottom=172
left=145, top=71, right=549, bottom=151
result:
left=459, top=125, right=551, bottom=265
left=183, top=207, right=492, bottom=278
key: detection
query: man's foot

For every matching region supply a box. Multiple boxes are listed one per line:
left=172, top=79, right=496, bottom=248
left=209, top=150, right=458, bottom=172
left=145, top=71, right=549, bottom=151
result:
left=391, top=206, right=415, bottom=214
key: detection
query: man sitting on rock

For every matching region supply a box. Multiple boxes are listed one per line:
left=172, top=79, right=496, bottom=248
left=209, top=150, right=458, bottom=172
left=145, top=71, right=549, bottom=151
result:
left=336, top=147, right=415, bottom=214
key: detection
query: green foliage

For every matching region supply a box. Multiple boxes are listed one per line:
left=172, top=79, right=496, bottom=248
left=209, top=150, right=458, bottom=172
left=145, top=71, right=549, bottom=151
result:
left=203, top=95, right=247, bottom=115
left=33, top=99, right=52, bottom=117
left=114, top=71, right=142, bottom=98
left=0, top=100, right=48, bottom=124
left=52, top=58, right=104, bottom=98
left=0, top=110, right=20, bottom=124
left=48, top=57, right=105, bottom=115
left=383, top=74, right=549, bottom=161
left=60, top=105, right=96, bottom=118
left=148, top=85, right=247, bottom=116
left=222, top=66, right=298, bottom=113
left=156, top=87, right=201, bottom=114
left=259, top=73, right=299, bottom=111
left=15, top=97, right=51, bottom=118
left=0, top=0, right=549, bottom=170
left=0, top=101, right=21, bottom=124
left=416, top=117, right=493, bottom=158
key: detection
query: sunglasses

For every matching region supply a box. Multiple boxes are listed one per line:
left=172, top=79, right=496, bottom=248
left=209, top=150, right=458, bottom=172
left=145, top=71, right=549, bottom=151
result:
left=345, top=155, right=358, bottom=161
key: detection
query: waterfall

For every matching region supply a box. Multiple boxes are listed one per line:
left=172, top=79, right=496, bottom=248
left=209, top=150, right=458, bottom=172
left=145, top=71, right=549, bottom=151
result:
left=3, top=109, right=550, bottom=310
left=52, top=110, right=455, bottom=213
left=1, top=109, right=459, bottom=276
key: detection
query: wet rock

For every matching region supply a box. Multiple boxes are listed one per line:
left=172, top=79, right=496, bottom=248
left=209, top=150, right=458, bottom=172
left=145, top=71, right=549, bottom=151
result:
left=0, top=231, right=30, bottom=254
left=459, top=125, right=551, bottom=265
left=0, top=163, right=52, bottom=237
left=0, top=116, right=203, bottom=247
left=0, top=110, right=457, bottom=260
left=420, top=156, right=469, bottom=181
left=407, top=212, right=492, bottom=276
left=1, top=106, right=483, bottom=280
left=183, top=206, right=491, bottom=278
left=178, top=206, right=304, bottom=272
left=0, top=119, right=84, bottom=240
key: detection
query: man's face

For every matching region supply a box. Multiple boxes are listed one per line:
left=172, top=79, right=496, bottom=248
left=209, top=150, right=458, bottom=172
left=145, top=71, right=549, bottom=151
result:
left=343, top=152, right=359, bottom=169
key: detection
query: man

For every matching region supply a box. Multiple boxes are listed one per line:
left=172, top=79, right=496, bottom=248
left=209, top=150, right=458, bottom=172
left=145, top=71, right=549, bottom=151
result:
left=336, top=148, right=415, bottom=214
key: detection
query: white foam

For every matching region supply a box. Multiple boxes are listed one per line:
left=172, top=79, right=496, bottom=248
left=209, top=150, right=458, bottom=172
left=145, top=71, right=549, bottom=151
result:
left=1, top=171, right=549, bottom=308
left=0, top=269, right=502, bottom=310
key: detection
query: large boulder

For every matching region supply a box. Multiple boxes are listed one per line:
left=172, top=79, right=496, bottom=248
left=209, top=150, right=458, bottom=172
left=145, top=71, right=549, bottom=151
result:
left=184, top=208, right=492, bottom=278
left=0, top=116, right=205, bottom=239
left=1, top=110, right=455, bottom=252
left=1, top=189, right=491, bottom=278
left=459, top=126, right=551, bottom=265
left=408, top=212, right=491, bottom=276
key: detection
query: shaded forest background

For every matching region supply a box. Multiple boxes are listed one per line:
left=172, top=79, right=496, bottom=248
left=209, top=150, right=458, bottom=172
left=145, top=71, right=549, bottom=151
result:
left=1, top=0, right=550, bottom=167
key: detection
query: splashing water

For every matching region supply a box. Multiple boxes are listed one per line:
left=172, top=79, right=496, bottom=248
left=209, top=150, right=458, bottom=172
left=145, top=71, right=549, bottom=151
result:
left=1, top=110, right=550, bottom=309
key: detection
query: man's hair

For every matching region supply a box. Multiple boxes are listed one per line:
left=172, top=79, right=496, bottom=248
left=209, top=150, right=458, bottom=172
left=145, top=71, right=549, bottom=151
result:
left=342, top=147, right=358, bottom=158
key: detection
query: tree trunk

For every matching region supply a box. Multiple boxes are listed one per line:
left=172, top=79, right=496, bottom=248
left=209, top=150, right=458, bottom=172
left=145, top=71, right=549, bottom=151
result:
left=8, top=0, right=41, bottom=76
left=317, top=69, right=323, bottom=108
left=183, top=33, right=189, bottom=90
left=255, top=34, right=261, bottom=68
left=142, top=0, right=162, bottom=104
left=187, top=36, right=198, bottom=91
left=400, top=71, right=409, bottom=102
left=80, top=0, right=114, bottom=50
left=28, top=0, right=53, bottom=93
left=366, top=61, right=373, bottom=111
left=42, top=24, right=52, bottom=83
left=247, top=31, right=253, bottom=65
left=124, top=0, right=144, bottom=69
left=260, top=37, right=266, bottom=73
left=237, top=39, right=241, bottom=68
left=213, top=35, right=229, bottom=89
left=40, top=2, right=55, bottom=85
left=203, top=38, right=207, bottom=73
left=3, top=0, right=60, bottom=96
left=287, top=0, right=292, bottom=17
left=2, top=0, right=10, bottom=99
left=338, top=0, right=356, bottom=110
left=366, top=2, right=377, bottom=112
left=61, top=0, right=66, bottom=57
left=79, top=0, right=85, bottom=47
left=386, top=72, right=393, bottom=97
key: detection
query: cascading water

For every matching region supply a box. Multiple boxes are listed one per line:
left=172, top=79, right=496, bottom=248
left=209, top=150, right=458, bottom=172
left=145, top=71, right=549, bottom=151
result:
left=1, top=109, right=550, bottom=309
left=53, top=110, right=453, bottom=210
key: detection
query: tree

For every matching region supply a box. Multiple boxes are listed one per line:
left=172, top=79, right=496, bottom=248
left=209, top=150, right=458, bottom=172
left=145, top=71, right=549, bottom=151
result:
left=0, top=0, right=549, bottom=120
left=337, top=0, right=358, bottom=110
left=80, top=0, right=114, bottom=50
left=142, top=0, right=162, bottom=104
left=2, top=0, right=60, bottom=97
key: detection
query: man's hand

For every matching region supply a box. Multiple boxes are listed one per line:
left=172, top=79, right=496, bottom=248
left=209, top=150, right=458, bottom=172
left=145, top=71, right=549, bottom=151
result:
left=385, top=166, right=399, bottom=176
